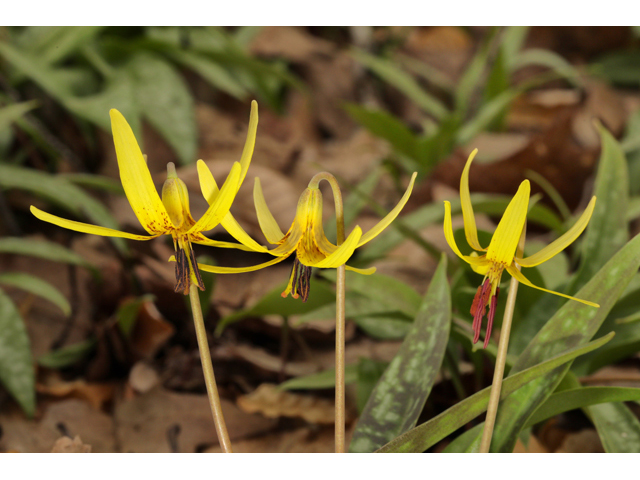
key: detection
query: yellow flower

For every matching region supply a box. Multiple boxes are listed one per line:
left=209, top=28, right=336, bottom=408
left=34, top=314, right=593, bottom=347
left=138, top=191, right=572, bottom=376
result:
left=194, top=167, right=417, bottom=301
left=31, top=101, right=259, bottom=295
left=444, top=149, right=599, bottom=348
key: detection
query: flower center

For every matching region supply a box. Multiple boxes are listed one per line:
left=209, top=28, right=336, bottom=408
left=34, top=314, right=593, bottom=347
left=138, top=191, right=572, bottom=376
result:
left=470, top=262, right=505, bottom=348
left=282, top=256, right=313, bottom=302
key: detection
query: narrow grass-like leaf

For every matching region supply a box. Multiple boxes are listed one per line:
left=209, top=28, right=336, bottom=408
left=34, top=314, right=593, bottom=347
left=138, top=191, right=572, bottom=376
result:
left=514, top=49, right=582, bottom=87
left=350, top=256, right=450, bottom=452
left=215, top=278, right=336, bottom=336
left=38, top=338, right=96, bottom=369
left=376, top=332, right=613, bottom=453
left=0, top=237, right=91, bottom=268
left=490, top=233, right=640, bottom=453
left=128, top=53, right=196, bottom=165
left=0, top=101, right=39, bottom=131
left=589, top=402, right=640, bottom=452
left=352, top=49, right=448, bottom=120
left=571, top=123, right=628, bottom=291
left=279, top=364, right=358, bottom=390
left=0, top=273, right=70, bottom=316
left=0, top=289, right=35, bottom=417
left=525, top=386, right=640, bottom=428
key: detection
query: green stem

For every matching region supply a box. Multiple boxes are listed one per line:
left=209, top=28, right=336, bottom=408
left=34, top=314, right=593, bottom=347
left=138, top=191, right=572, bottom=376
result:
left=309, top=172, right=346, bottom=453
left=189, top=283, right=233, bottom=453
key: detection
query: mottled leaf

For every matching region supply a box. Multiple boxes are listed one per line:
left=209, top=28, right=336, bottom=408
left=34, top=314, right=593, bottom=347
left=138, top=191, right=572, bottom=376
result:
left=350, top=256, right=450, bottom=452
left=590, top=402, right=640, bottom=453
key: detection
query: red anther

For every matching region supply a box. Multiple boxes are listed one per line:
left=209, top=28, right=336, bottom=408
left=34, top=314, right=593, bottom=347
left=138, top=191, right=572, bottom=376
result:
left=471, top=279, right=492, bottom=344
left=484, top=287, right=500, bottom=349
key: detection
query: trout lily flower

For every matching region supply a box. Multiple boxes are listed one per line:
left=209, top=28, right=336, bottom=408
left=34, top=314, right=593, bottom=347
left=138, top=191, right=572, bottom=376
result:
left=193, top=168, right=417, bottom=301
left=31, top=101, right=259, bottom=295
left=444, top=149, right=599, bottom=348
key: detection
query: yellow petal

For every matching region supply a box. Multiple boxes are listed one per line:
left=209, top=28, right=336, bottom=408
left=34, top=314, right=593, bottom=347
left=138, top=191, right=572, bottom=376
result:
left=254, top=177, right=285, bottom=243
left=189, top=162, right=241, bottom=233
left=506, top=264, right=599, bottom=308
left=460, top=149, right=485, bottom=251
left=31, top=206, right=163, bottom=241
left=190, top=234, right=258, bottom=252
left=486, top=180, right=530, bottom=265
left=197, top=160, right=269, bottom=252
left=239, top=100, right=258, bottom=186
left=109, top=109, right=172, bottom=235
left=443, top=201, right=492, bottom=267
left=346, top=265, right=377, bottom=275
left=516, top=196, right=597, bottom=268
left=357, top=172, right=417, bottom=247
left=313, top=226, right=362, bottom=268
left=197, top=254, right=290, bottom=274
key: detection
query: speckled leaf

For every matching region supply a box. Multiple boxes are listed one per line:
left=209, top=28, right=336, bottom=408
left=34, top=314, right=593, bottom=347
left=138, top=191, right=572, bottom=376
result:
left=350, top=256, right=450, bottom=452
left=0, top=272, right=70, bottom=315
left=489, top=233, right=640, bottom=453
left=571, top=123, right=628, bottom=291
left=376, top=332, right=613, bottom=453
left=590, top=402, right=640, bottom=452
left=128, top=53, right=196, bottom=165
left=0, top=289, right=35, bottom=417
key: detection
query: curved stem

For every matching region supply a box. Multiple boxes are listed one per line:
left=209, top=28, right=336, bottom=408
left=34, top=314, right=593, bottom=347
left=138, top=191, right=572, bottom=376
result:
left=479, top=226, right=526, bottom=453
left=189, top=283, right=233, bottom=453
left=310, top=172, right=346, bottom=453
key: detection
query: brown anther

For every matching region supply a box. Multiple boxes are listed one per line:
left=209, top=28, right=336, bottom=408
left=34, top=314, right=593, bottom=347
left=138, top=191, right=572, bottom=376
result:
left=289, top=256, right=312, bottom=302
left=484, top=287, right=499, bottom=349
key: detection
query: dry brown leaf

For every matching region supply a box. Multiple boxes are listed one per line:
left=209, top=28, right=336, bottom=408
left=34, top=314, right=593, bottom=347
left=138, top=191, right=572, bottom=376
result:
left=215, top=344, right=319, bottom=377
left=128, top=299, right=175, bottom=359
left=237, top=383, right=346, bottom=424
left=115, top=387, right=275, bottom=452
left=249, top=26, right=334, bottom=63
left=513, top=434, right=548, bottom=453
left=555, top=429, right=605, bottom=453
left=37, top=373, right=116, bottom=411
left=50, top=435, right=91, bottom=453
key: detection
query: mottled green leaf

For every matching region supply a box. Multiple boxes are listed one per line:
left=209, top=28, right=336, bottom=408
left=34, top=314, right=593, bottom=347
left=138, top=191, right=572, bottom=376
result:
left=0, top=272, right=70, bottom=316
left=590, top=402, right=640, bottom=452
left=356, top=358, right=390, bottom=413
left=441, top=423, right=483, bottom=453
left=376, top=332, right=613, bottom=453
left=350, top=256, right=450, bottom=452
left=526, top=386, right=640, bottom=428
left=38, top=339, right=96, bottom=369
left=0, top=289, right=35, bottom=417
left=128, top=53, right=196, bottom=164
left=490, top=233, right=640, bottom=453
left=279, top=364, right=358, bottom=390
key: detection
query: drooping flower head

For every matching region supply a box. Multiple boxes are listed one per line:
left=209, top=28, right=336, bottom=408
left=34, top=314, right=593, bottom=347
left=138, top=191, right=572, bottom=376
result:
left=194, top=167, right=417, bottom=301
left=31, top=101, right=260, bottom=295
left=444, top=149, right=599, bottom=347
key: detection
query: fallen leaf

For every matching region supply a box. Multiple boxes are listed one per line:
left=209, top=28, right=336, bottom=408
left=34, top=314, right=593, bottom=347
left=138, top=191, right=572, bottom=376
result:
left=36, top=372, right=115, bottom=411
left=50, top=435, right=91, bottom=453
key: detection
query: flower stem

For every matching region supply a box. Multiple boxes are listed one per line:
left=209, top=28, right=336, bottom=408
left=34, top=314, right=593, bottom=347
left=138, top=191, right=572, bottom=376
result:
left=309, top=172, right=346, bottom=453
left=188, top=283, right=233, bottom=453
left=479, top=229, right=525, bottom=453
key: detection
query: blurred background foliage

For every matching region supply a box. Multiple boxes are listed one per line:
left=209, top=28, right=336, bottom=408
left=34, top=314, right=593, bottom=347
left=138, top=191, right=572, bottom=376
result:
left=2, top=26, right=640, bottom=452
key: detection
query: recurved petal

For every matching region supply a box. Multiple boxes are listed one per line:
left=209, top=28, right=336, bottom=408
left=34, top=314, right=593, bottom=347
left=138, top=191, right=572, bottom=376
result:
left=517, top=196, right=597, bottom=268
left=191, top=234, right=258, bottom=252
left=460, top=149, right=485, bottom=251
left=345, top=265, right=377, bottom=275
left=239, top=100, right=258, bottom=186
left=31, top=206, right=163, bottom=241
left=254, top=177, right=285, bottom=244
left=357, top=172, right=417, bottom=247
left=313, top=226, right=362, bottom=268
left=197, top=160, right=269, bottom=253
left=189, top=162, right=241, bottom=233
left=109, top=109, right=172, bottom=235
left=197, top=254, right=290, bottom=273
left=443, top=201, right=492, bottom=267
left=486, top=180, right=530, bottom=265
left=506, top=264, right=599, bottom=308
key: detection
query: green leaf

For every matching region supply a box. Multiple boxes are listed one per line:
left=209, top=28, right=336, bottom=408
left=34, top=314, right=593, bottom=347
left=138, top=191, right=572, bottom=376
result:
left=0, top=272, right=70, bottom=316
left=514, top=49, right=582, bottom=87
left=0, top=237, right=91, bottom=268
left=351, top=49, right=449, bottom=120
left=490, top=233, right=640, bottom=453
left=215, top=277, right=336, bottom=336
left=127, top=53, right=197, bottom=165
left=441, top=423, right=483, bottom=453
left=592, top=51, right=640, bottom=87
left=116, top=295, right=155, bottom=338
left=500, top=26, right=530, bottom=68
left=37, top=26, right=106, bottom=65
left=356, top=358, right=390, bottom=413
left=343, top=104, right=418, bottom=160
left=0, top=100, right=39, bottom=131
left=279, top=364, right=358, bottom=390
left=376, top=332, right=613, bottom=453
left=37, top=338, right=96, bottom=369
left=525, top=386, right=640, bottom=428
left=571, top=122, right=629, bottom=291
left=0, top=289, right=35, bottom=417
left=353, top=315, right=413, bottom=340
left=60, top=173, right=125, bottom=195
left=350, top=256, right=450, bottom=452
left=455, top=27, right=498, bottom=114
left=590, top=402, right=640, bottom=452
